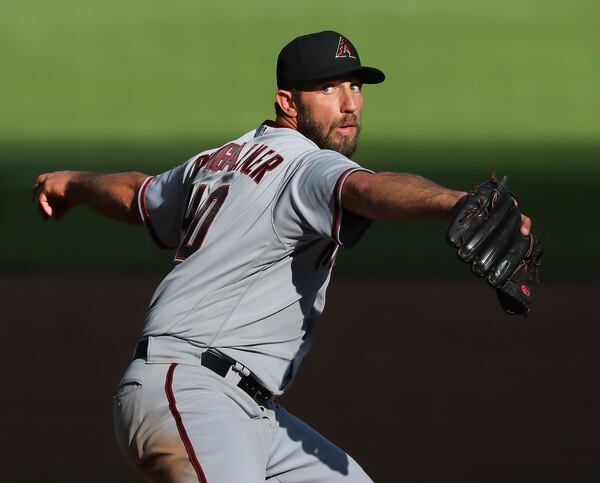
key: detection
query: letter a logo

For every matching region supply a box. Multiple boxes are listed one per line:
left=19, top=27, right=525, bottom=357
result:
left=335, top=37, right=357, bottom=59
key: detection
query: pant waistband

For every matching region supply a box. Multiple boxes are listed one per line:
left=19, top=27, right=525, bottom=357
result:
left=133, top=339, right=272, bottom=405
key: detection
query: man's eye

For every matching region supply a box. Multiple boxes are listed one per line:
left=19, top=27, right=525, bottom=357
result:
left=351, top=84, right=362, bottom=92
left=322, top=86, right=334, bottom=94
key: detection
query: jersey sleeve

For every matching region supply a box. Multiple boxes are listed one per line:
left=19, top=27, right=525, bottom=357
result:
left=137, top=156, right=200, bottom=249
left=273, top=150, right=373, bottom=247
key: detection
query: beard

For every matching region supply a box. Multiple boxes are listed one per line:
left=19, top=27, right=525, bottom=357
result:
left=296, top=104, right=361, bottom=158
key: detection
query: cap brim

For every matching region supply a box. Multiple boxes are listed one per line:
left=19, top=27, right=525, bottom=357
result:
left=350, top=66, right=385, bottom=84
left=298, top=65, right=385, bottom=87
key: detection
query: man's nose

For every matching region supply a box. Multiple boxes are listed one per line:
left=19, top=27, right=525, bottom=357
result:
left=340, top=86, right=357, bottom=113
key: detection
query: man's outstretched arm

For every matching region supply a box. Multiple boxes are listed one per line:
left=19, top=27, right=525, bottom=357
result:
left=342, top=171, right=531, bottom=235
left=33, top=171, right=148, bottom=224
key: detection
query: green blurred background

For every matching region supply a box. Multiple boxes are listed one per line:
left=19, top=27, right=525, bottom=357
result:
left=2, top=0, right=599, bottom=276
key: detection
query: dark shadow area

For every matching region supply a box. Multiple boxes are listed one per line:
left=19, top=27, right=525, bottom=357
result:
left=3, top=141, right=598, bottom=276
left=280, top=277, right=600, bottom=483
left=272, top=404, right=350, bottom=477
left=3, top=274, right=599, bottom=482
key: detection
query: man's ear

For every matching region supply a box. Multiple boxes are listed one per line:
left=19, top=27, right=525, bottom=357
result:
left=275, top=90, right=298, bottom=118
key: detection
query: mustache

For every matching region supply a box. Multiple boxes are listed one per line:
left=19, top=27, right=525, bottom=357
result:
left=331, top=115, right=360, bottom=129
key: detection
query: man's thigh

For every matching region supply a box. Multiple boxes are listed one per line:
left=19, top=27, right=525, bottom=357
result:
left=115, top=361, right=271, bottom=483
left=265, top=404, right=373, bottom=483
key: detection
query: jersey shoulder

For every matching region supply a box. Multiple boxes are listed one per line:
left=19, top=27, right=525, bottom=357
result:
left=253, top=122, right=319, bottom=158
left=182, top=122, right=366, bottom=188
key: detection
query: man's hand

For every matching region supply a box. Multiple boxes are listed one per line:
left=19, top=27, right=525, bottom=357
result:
left=32, top=170, right=148, bottom=224
left=33, top=171, right=80, bottom=220
left=519, top=214, right=531, bottom=236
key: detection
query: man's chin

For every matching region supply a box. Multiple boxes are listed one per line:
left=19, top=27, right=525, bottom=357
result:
left=296, top=117, right=360, bottom=157
left=330, top=135, right=359, bottom=158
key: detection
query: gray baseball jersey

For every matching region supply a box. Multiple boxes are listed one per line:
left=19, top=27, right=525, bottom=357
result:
left=136, top=121, right=371, bottom=395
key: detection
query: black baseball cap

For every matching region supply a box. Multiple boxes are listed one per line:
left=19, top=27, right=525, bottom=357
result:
left=276, top=30, right=385, bottom=89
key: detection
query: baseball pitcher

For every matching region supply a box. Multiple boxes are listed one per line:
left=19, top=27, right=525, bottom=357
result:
left=33, top=31, right=538, bottom=482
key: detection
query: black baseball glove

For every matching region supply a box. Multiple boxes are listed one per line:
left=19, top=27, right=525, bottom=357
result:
left=446, top=175, right=543, bottom=316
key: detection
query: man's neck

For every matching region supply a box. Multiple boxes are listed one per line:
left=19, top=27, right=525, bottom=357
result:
left=274, top=116, right=297, bottom=130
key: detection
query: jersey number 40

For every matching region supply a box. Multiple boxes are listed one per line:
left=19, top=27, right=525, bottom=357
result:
left=174, top=183, right=229, bottom=263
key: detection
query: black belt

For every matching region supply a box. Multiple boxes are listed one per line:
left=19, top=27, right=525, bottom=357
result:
left=133, top=340, right=272, bottom=405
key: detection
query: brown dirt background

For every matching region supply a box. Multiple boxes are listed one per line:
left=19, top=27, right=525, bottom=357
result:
left=3, top=274, right=599, bottom=482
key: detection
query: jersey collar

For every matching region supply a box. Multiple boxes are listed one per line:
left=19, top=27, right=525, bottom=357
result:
left=262, top=120, right=288, bottom=129
left=255, top=119, right=295, bottom=138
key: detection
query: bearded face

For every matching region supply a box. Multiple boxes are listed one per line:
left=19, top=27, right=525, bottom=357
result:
left=293, top=86, right=362, bottom=158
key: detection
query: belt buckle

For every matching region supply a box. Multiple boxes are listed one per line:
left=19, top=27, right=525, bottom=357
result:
left=232, top=361, right=251, bottom=378
left=204, top=350, right=271, bottom=404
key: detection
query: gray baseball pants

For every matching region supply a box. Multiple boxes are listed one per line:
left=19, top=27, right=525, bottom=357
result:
left=113, top=359, right=373, bottom=482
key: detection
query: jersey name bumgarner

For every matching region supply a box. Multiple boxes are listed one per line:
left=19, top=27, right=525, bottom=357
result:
left=191, top=142, right=284, bottom=184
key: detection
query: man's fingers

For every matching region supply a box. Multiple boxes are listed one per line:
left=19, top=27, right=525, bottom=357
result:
left=32, top=174, right=48, bottom=200
left=37, top=202, right=50, bottom=220
left=36, top=191, right=55, bottom=220
left=33, top=173, right=70, bottom=221
left=32, top=181, right=43, bottom=201
left=32, top=174, right=51, bottom=219
left=520, top=214, right=531, bottom=236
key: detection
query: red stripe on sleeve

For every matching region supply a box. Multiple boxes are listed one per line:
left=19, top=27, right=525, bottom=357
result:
left=138, top=176, right=175, bottom=249
left=331, top=168, right=361, bottom=244
left=139, top=176, right=154, bottom=220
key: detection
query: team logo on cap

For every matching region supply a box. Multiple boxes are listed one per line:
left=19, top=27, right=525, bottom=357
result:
left=335, top=37, right=357, bottom=59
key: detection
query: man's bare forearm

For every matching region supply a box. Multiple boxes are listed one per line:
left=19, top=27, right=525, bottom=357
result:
left=33, top=170, right=148, bottom=224
left=69, top=171, right=148, bottom=223
left=342, top=171, right=466, bottom=220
